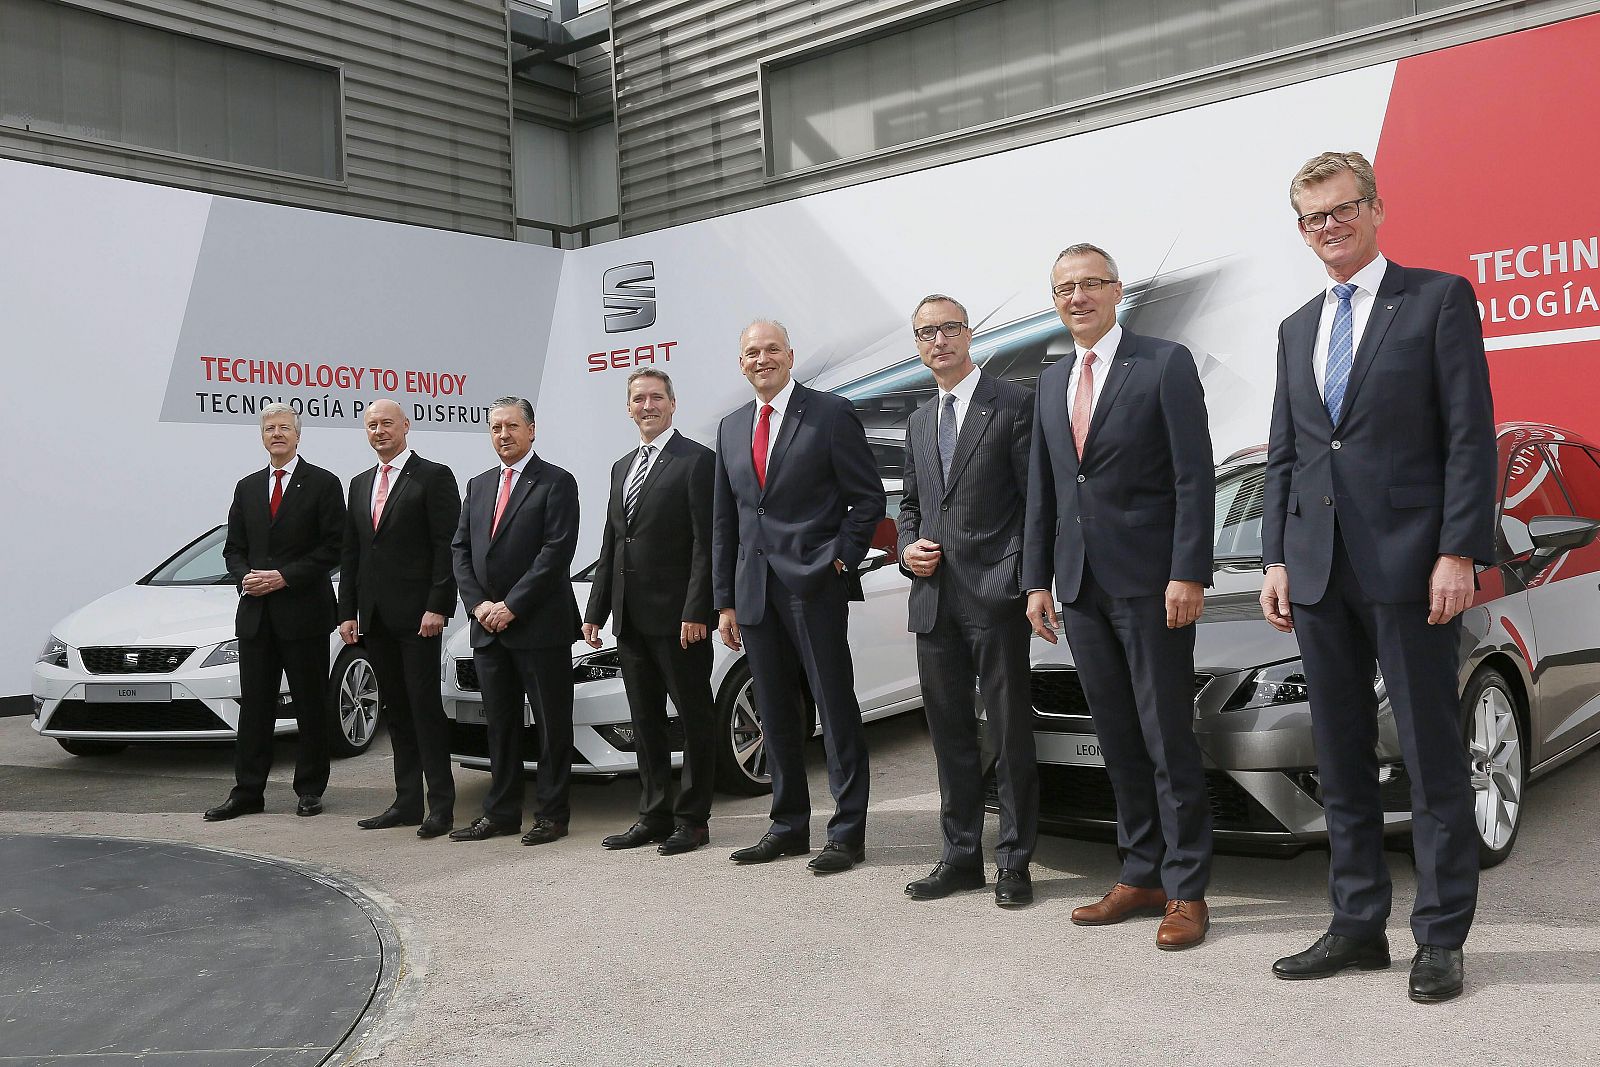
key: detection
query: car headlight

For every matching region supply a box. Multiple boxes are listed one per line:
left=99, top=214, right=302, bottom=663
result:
left=1222, top=659, right=1309, bottom=712
left=573, top=648, right=622, bottom=684
left=38, top=635, right=68, bottom=668
left=202, top=640, right=241, bottom=668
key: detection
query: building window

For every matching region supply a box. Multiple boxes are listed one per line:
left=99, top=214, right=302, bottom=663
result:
left=763, top=0, right=1480, bottom=176
left=0, top=0, right=343, bottom=181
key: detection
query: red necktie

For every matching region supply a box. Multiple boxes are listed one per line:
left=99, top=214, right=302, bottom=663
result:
left=270, top=468, right=286, bottom=519
left=491, top=467, right=515, bottom=536
left=371, top=464, right=393, bottom=530
left=1072, top=351, right=1097, bottom=460
left=753, top=403, right=774, bottom=488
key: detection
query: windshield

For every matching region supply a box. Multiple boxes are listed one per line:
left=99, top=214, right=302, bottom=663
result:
left=1214, top=462, right=1266, bottom=562
left=143, top=526, right=231, bottom=586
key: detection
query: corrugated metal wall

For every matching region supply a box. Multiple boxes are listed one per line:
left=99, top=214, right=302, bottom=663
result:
left=0, top=0, right=515, bottom=237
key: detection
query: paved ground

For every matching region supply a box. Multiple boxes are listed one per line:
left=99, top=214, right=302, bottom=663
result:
left=2, top=710, right=1598, bottom=1067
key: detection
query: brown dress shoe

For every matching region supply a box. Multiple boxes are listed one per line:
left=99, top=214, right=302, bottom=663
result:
left=1071, top=883, right=1169, bottom=926
left=1155, top=899, right=1210, bottom=950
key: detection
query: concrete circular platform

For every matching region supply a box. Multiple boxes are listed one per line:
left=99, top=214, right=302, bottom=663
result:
left=0, top=833, right=402, bottom=1067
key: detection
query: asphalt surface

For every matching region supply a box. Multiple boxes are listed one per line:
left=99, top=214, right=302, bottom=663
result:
left=2, top=710, right=1598, bottom=1066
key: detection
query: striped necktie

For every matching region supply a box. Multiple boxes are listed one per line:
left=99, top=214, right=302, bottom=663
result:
left=624, top=445, right=653, bottom=523
left=1324, top=282, right=1357, bottom=422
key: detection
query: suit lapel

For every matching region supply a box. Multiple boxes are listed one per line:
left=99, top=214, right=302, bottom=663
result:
left=631, top=443, right=674, bottom=524
left=942, top=373, right=998, bottom=499
left=247, top=469, right=273, bottom=533
left=371, top=462, right=416, bottom=537
left=762, top=383, right=806, bottom=499
left=1334, top=262, right=1406, bottom=429
left=727, top=401, right=759, bottom=496
left=271, top=462, right=312, bottom=526
left=491, top=458, right=542, bottom=543
left=913, top=395, right=942, bottom=494
left=1082, top=343, right=1137, bottom=456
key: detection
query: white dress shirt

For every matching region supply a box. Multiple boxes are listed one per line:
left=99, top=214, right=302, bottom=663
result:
left=265, top=455, right=299, bottom=501
left=628, top=427, right=676, bottom=483
left=752, top=378, right=797, bottom=467
left=1313, top=254, right=1389, bottom=396
left=1064, top=322, right=1123, bottom=423
left=369, top=449, right=412, bottom=514
left=936, top=364, right=982, bottom=437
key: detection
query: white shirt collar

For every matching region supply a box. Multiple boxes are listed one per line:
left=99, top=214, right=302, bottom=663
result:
left=1326, top=253, right=1389, bottom=298
left=939, top=366, right=982, bottom=406
left=1074, top=322, right=1124, bottom=362
left=268, top=455, right=299, bottom=479
left=501, top=450, right=534, bottom=477
left=639, top=427, right=676, bottom=451
left=761, top=378, right=797, bottom=416
left=378, top=449, right=412, bottom=474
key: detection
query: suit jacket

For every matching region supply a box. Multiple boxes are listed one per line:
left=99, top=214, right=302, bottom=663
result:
left=585, top=432, right=716, bottom=636
left=338, top=453, right=461, bottom=634
left=712, top=381, right=887, bottom=625
left=897, top=370, right=1033, bottom=631
left=224, top=459, right=346, bottom=640
left=1023, top=330, right=1214, bottom=602
left=451, top=452, right=582, bottom=650
left=1261, top=260, right=1496, bottom=605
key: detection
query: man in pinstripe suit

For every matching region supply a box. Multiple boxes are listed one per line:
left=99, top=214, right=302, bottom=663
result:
left=897, top=294, right=1040, bottom=906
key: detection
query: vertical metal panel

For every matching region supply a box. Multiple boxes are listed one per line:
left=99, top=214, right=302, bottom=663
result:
left=0, top=0, right=515, bottom=237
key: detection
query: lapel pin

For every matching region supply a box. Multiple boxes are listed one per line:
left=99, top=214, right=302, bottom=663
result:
left=1386, top=304, right=1394, bottom=310
left=981, top=410, right=989, bottom=416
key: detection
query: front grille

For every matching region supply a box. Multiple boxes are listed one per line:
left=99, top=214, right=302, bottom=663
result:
left=49, top=699, right=229, bottom=733
left=450, top=719, right=592, bottom=766
left=1031, top=668, right=1209, bottom=721
left=455, top=659, right=479, bottom=691
left=80, top=647, right=195, bottom=675
left=1019, top=763, right=1284, bottom=833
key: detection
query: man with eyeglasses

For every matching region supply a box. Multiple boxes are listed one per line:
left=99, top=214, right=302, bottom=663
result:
left=897, top=295, right=1039, bottom=906
left=1260, top=151, right=1495, bottom=1003
left=1023, top=243, right=1215, bottom=949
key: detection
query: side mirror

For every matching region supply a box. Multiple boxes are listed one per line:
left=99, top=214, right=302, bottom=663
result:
left=857, top=547, right=890, bottom=575
left=1528, top=514, right=1600, bottom=557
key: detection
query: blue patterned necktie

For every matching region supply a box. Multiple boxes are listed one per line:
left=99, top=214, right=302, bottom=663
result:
left=938, top=392, right=958, bottom=481
left=1323, top=282, right=1357, bottom=422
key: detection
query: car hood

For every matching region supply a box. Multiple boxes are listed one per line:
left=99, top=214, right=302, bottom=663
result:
left=444, top=581, right=607, bottom=660
left=53, top=584, right=241, bottom=649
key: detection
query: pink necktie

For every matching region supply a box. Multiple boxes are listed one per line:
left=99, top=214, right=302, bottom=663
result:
left=270, top=469, right=285, bottom=518
left=753, top=404, right=774, bottom=488
left=491, top=467, right=515, bottom=536
left=1072, top=351, right=1097, bottom=460
left=371, top=464, right=393, bottom=530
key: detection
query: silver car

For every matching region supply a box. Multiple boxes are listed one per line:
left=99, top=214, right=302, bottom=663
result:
left=1017, top=422, right=1600, bottom=867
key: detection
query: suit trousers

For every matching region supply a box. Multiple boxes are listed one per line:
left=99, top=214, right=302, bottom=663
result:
left=1294, top=530, right=1478, bottom=948
left=740, top=567, right=870, bottom=844
left=364, top=613, right=455, bottom=820
left=233, top=612, right=331, bottom=803
left=1059, top=562, right=1212, bottom=900
left=918, top=582, right=1038, bottom=868
left=474, top=641, right=574, bottom=828
left=616, top=623, right=717, bottom=827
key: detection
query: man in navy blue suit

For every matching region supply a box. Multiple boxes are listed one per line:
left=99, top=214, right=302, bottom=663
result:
left=1260, top=152, right=1496, bottom=1003
left=713, top=320, right=885, bottom=875
left=1023, top=243, right=1215, bottom=950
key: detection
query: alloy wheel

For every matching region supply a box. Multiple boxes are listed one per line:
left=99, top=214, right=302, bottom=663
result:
left=729, top=680, right=770, bottom=786
left=338, top=655, right=380, bottom=748
left=1468, top=681, right=1522, bottom=853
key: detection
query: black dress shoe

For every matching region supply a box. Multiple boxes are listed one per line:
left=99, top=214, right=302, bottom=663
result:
left=448, top=816, right=521, bottom=842
left=807, top=841, right=865, bottom=874
left=1408, top=945, right=1464, bottom=1003
left=657, top=824, right=709, bottom=856
left=602, top=822, right=672, bottom=850
left=1273, top=932, right=1392, bottom=980
left=357, top=807, right=422, bottom=830
left=906, top=862, right=986, bottom=900
left=994, top=865, right=1033, bottom=907
left=202, top=796, right=264, bottom=822
left=416, top=813, right=453, bottom=839
left=730, top=832, right=810, bottom=864
left=296, top=795, right=323, bottom=817
left=520, top=817, right=570, bottom=846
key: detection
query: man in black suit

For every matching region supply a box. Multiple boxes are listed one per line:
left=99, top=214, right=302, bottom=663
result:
left=338, top=399, right=461, bottom=839
left=584, top=369, right=718, bottom=856
left=897, top=294, right=1039, bottom=907
left=1261, top=152, right=1496, bottom=1002
left=1023, top=243, right=1215, bottom=949
left=713, top=320, right=886, bottom=873
left=205, top=402, right=346, bottom=821
left=448, top=396, right=582, bottom=845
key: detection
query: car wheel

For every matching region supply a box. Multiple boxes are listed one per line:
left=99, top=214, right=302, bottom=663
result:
left=328, top=646, right=381, bottom=758
left=1462, top=666, right=1525, bottom=868
left=715, top=661, right=772, bottom=796
left=57, top=739, right=128, bottom=757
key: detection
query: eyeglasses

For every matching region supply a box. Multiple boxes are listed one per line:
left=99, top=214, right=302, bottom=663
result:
left=1297, top=197, right=1372, bottom=232
left=913, top=321, right=968, bottom=342
left=1051, top=278, right=1117, bottom=298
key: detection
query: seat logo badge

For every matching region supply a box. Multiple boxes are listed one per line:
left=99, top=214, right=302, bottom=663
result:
left=124, top=652, right=139, bottom=668
left=603, top=261, right=656, bottom=333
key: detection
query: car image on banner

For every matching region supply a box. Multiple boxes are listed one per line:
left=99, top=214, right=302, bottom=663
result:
left=32, top=526, right=381, bottom=759
left=442, top=482, right=921, bottom=794
left=1014, top=423, right=1600, bottom=868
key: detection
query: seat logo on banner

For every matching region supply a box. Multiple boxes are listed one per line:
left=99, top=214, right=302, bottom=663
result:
left=603, top=261, right=657, bottom=333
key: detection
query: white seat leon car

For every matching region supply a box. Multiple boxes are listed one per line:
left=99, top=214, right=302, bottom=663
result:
left=442, top=480, right=923, bottom=794
left=32, top=525, right=381, bottom=758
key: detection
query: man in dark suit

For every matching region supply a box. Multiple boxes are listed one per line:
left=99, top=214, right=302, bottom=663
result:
left=338, top=399, right=461, bottom=840
left=448, top=396, right=582, bottom=845
left=897, top=294, right=1039, bottom=907
left=584, top=369, right=719, bottom=855
left=713, top=319, right=886, bottom=874
left=205, top=402, right=346, bottom=821
left=1260, top=151, right=1496, bottom=1002
left=1023, top=243, right=1215, bottom=949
